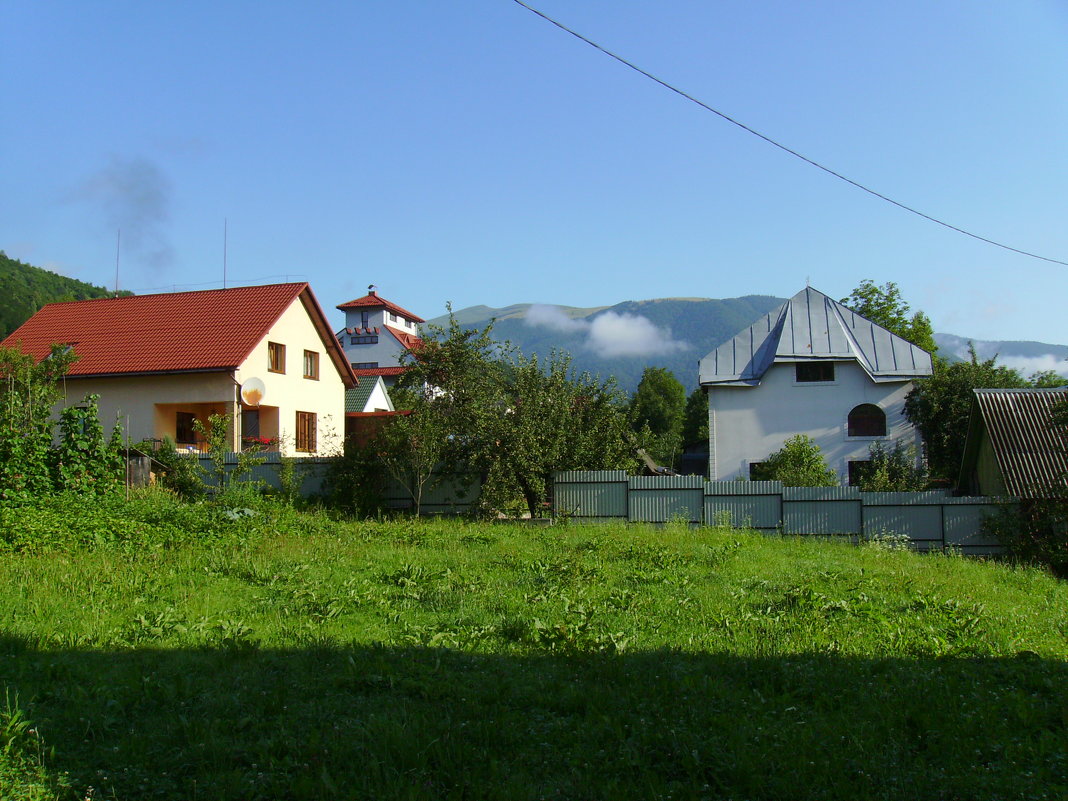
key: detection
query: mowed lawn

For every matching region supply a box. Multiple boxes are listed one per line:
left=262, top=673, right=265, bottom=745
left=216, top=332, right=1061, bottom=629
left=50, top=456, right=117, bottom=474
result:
left=0, top=492, right=1065, bottom=800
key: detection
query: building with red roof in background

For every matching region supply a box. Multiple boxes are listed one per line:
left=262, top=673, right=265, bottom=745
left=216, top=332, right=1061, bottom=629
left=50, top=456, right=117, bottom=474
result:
left=336, top=286, right=424, bottom=389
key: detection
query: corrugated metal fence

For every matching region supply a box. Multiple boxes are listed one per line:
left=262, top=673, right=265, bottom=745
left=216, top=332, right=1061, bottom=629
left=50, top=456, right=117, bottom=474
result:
left=554, top=471, right=1009, bottom=555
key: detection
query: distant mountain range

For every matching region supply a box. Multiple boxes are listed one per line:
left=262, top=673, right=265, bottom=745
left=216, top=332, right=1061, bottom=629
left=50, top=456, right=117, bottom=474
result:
left=431, top=298, right=1068, bottom=393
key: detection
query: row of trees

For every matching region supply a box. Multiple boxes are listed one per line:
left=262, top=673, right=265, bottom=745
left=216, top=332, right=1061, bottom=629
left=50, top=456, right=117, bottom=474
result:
left=0, top=251, right=127, bottom=340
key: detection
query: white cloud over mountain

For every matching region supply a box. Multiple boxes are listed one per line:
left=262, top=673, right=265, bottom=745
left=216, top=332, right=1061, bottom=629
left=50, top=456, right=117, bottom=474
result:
left=525, top=305, right=688, bottom=359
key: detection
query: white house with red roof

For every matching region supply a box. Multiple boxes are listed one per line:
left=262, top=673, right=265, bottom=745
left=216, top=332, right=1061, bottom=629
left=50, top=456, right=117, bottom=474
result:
left=698, top=286, right=933, bottom=483
left=1, top=283, right=356, bottom=457
left=336, top=287, right=423, bottom=388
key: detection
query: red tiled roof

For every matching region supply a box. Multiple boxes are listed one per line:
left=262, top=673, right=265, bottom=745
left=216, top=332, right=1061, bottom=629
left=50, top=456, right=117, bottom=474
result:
left=1, top=282, right=357, bottom=387
left=351, top=366, right=409, bottom=378
left=336, top=292, right=425, bottom=323
left=385, top=325, right=423, bottom=351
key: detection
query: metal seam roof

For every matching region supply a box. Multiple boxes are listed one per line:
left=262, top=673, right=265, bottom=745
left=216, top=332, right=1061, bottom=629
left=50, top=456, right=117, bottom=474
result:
left=699, top=286, right=933, bottom=386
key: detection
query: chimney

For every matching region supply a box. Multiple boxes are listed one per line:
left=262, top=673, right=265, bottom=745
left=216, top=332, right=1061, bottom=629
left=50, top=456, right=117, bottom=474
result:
left=368, top=284, right=377, bottom=297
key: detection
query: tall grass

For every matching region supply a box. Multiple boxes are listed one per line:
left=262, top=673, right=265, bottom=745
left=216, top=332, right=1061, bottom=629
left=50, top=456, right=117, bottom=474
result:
left=0, top=490, right=1065, bottom=799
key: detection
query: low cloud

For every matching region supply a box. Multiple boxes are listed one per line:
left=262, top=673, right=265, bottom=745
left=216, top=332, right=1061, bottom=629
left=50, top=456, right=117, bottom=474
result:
left=997, top=354, right=1068, bottom=380
left=525, top=304, right=588, bottom=334
left=944, top=341, right=1068, bottom=380
left=69, top=156, right=174, bottom=271
left=526, top=305, right=688, bottom=358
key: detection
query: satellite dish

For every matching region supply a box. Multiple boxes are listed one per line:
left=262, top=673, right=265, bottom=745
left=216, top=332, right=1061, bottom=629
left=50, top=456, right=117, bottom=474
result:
left=241, top=377, right=266, bottom=407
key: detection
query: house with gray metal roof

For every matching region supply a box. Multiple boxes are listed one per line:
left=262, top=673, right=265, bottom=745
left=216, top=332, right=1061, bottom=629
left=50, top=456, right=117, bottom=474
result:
left=698, top=286, right=933, bottom=482
left=959, top=387, right=1068, bottom=497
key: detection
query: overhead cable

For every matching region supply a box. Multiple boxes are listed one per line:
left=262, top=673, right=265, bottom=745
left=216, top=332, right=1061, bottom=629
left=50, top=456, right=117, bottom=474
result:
left=512, top=0, right=1068, bottom=268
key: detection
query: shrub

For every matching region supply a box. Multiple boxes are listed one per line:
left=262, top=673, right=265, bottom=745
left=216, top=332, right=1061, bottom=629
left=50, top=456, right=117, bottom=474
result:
left=150, top=438, right=205, bottom=500
left=758, top=435, right=838, bottom=487
left=984, top=494, right=1068, bottom=577
left=855, top=441, right=929, bottom=491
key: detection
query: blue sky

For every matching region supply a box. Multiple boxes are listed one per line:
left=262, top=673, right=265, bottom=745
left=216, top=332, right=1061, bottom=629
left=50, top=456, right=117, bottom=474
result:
left=2, top=1, right=1067, bottom=347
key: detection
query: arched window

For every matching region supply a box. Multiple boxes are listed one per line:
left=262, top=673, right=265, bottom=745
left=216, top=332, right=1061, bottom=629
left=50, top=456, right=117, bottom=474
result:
left=848, top=404, right=886, bottom=437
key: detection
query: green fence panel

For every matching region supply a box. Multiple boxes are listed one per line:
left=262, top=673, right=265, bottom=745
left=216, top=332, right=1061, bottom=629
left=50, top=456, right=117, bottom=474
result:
left=703, top=481, right=783, bottom=529
left=554, top=471, right=628, bottom=519
left=197, top=454, right=332, bottom=496
left=783, top=487, right=862, bottom=535
left=382, top=473, right=480, bottom=515
left=942, top=498, right=1011, bottom=554
left=862, top=504, right=944, bottom=546
left=627, top=476, right=704, bottom=523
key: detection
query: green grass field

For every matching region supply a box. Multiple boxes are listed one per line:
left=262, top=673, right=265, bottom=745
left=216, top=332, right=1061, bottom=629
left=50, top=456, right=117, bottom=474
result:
left=0, top=491, right=1065, bottom=799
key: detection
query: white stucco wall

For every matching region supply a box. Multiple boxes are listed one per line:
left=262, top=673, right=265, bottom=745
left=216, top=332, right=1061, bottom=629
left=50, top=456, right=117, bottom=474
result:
left=60, top=372, right=237, bottom=445
left=365, top=379, right=394, bottom=412
left=238, top=296, right=347, bottom=455
left=706, top=360, right=921, bottom=482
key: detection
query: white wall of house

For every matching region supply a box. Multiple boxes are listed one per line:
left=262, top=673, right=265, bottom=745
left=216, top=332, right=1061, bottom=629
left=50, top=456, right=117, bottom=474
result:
left=60, top=372, right=237, bottom=447
left=364, top=378, right=394, bottom=412
left=706, top=360, right=921, bottom=482
left=238, top=296, right=347, bottom=455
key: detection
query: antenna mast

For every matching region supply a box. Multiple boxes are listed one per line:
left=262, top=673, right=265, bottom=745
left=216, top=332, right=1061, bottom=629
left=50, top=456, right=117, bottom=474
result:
left=223, top=218, right=228, bottom=289
left=114, top=229, right=121, bottom=293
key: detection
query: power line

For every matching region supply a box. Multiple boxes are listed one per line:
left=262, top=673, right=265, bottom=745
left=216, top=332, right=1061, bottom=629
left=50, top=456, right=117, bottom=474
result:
left=512, top=0, right=1068, bottom=268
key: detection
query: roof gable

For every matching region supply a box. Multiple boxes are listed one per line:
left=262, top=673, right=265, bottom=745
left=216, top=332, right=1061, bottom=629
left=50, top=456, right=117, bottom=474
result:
left=345, top=375, right=393, bottom=413
left=1, top=282, right=356, bottom=387
left=699, top=286, right=933, bottom=386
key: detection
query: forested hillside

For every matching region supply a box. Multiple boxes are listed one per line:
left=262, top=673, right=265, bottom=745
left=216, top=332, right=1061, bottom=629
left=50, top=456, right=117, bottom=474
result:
left=0, top=252, right=125, bottom=338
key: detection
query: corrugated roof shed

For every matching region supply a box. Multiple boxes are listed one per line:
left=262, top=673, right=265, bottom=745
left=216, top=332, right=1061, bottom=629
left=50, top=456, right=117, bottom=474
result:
left=961, top=387, right=1068, bottom=497
left=698, top=286, right=933, bottom=386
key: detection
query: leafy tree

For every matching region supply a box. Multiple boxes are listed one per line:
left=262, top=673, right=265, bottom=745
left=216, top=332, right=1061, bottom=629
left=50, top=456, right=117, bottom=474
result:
left=904, top=346, right=1029, bottom=481
left=484, top=350, right=635, bottom=517
left=379, top=312, right=638, bottom=517
left=854, top=442, right=928, bottom=492
left=382, top=311, right=503, bottom=515
left=629, top=367, right=686, bottom=467
left=841, top=279, right=937, bottom=354
left=681, top=387, right=709, bottom=446
left=757, top=435, right=838, bottom=487
left=1029, top=370, right=1066, bottom=389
